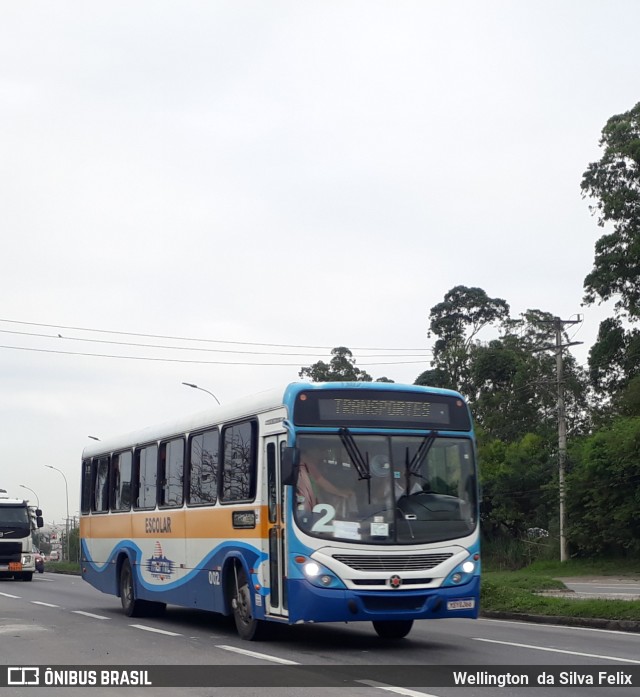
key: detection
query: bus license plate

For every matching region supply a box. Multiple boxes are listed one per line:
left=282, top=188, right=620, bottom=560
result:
left=447, top=599, right=475, bottom=610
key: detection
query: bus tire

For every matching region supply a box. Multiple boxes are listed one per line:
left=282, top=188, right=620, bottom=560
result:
left=372, top=619, right=413, bottom=639
left=119, top=559, right=145, bottom=617
left=231, top=567, right=269, bottom=641
left=21, top=572, right=33, bottom=582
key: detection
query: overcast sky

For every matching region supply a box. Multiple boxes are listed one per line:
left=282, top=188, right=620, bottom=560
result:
left=1, top=1, right=638, bottom=524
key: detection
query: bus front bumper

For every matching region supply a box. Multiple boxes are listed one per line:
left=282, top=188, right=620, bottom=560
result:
left=285, top=576, right=480, bottom=624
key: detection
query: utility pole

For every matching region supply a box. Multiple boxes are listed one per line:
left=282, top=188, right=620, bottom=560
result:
left=539, top=316, right=583, bottom=562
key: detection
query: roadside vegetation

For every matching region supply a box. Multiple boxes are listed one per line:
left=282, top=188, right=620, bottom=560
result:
left=45, top=560, right=81, bottom=575
left=482, top=555, right=640, bottom=622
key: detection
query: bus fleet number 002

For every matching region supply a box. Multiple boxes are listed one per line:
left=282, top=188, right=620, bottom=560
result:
left=208, top=571, right=221, bottom=585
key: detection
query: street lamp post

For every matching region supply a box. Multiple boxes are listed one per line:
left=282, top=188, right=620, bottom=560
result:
left=19, top=484, right=40, bottom=509
left=182, top=382, right=221, bottom=405
left=45, top=465, right=69, bottom=562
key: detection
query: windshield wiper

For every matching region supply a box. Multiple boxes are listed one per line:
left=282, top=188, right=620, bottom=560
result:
left=404, top=431, right=437, bottom=493
left=338, top=428, right=371, bottom=481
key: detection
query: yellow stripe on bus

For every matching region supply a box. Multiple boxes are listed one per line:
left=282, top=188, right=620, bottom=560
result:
left=80, top=507, right=271, bottom=540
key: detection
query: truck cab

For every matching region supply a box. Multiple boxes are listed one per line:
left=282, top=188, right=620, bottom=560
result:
left=0, top=489, right=44, bottom=582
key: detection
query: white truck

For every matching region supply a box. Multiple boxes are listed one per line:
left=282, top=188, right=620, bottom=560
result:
left=0, top=489, right=44, bottom=582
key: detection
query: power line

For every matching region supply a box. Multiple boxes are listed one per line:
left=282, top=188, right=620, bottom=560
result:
left=0, top=329, right=430, bottom=359
left=0, top=344, right=429, bottom=367
left=0, top=318, right=426, bottom=352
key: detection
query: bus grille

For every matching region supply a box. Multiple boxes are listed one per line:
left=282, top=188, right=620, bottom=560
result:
left=332, top=553, right=452, bottom=572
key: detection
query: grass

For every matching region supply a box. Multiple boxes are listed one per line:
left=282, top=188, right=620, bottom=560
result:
left=482, top=559, right=640, bottom=622
left=45, top=561, right=81, bottom=575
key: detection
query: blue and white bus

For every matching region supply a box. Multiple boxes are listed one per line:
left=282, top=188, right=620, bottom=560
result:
left=80, top=381, right=479, bottom=640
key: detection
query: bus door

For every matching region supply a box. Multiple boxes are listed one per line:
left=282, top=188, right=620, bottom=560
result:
left=264, top=435, right=288, bottom=618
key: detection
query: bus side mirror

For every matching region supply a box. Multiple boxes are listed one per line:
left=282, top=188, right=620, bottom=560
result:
left=281, top=447, right=299, bottom=486
left=36, top=509, right=43, bottom=517
left=36, top=516, right=44, bottom=529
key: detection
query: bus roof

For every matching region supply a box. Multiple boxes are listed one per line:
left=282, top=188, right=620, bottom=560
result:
left=81, top=381, right=467, bottom=458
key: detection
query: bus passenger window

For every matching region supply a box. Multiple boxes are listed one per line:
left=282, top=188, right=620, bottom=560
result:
left=111, top=451, right=132, bottom=512
left=136, top=444, right=158, bottom=509
left=93, top=456, right=110, bottom=512
left=221, top=421, right=256, bottom=503
left=189, top=429, right=218, bottom=505
left=160, top=438, right=184, bottom=508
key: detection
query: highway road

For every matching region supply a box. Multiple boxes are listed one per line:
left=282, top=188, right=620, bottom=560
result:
left=560, top=578, right=640, bottom=600
left=1, top=573, right=640, bottom=696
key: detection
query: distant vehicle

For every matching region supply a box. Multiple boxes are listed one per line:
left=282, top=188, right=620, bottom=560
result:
left=0, top=489, right=44, bottom=581
left=80, top=381, right=480, bottom=641
left=48, top=550, right=60, bottom=561
left=34, top=551, right=45, bottom=573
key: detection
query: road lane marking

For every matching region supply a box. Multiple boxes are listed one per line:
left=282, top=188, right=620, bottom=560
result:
left=72, top=610, right=110, bottom=620
left=215, top=645, right=299, bottom=664
left=357, top=681, right=441, bottom=697
left=129, top=624, right=182, bottom=636
left=479, top=617, right=640, bottom=637
left=31, top=601, right=59, bottom=608
left=473, top=638, right=640, bottom=663
left=0, top=592, right=21, bottom=598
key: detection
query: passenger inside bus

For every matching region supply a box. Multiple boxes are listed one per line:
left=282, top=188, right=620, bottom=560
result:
left=296, top=443, right=355, bottom=515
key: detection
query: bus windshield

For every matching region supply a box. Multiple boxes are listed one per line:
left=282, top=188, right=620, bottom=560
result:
left=294, top=433, right=477, bottom=544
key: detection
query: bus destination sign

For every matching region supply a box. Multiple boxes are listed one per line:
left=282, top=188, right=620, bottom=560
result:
left=293, top=390, right=470, bottom=430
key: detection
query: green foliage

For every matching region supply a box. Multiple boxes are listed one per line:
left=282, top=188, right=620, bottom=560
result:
left=413, top=367, right=451, bottom=389
left=480, top=432, right=556, bottom=539
left=424, top=290, right=590, bottom=440
left=299, top=346, right=373, bottom=382
left=620, top=375, right=640, bottom=416
left=527, top=557, right=640, bottom=576
left=567, top=417, right=640, bottom=556
left=481, top=534, right=557, bottom=571
left=473, top=311, right=589, bottom=441
left=582, top=102, right=640, bottom=403
left=68, top=526, right=80, bottom=563
left=582, top=101, right=640, bottom=320
left=46, top=561, right=81, bottom=575
left=482, top=572, right=640, bottom=621
left=428, top=285, right=510, bottom=395
left=588, top=317, right=640, bottom=401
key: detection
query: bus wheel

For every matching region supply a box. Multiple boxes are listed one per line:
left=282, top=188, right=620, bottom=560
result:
left=119, top=559, right=144, bottom=617
left=231, top=567, right=269, bottom=641
left=372, top=620, right=413, bottom=639
left=21, top=572, right=33, bottom=582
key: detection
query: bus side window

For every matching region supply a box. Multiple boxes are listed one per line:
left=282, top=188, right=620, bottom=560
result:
left=81, top=459, right=92, bottom=514
left=188, top=429, right=218, bottom=506
left=159, top=438, right=184, bottom=508
left=135, top=444, right=158, bottom=510
left=111, top=450, right=132, bottom=512
left=93, top=456, right=110, bottom=513
left=221, top=421, right=256, bottom=503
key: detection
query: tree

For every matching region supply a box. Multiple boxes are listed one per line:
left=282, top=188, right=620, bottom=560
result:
left=567, top=417, right=640, bottom=557
left=479, top=432, right=556, bottom=540
left=582, top=102, right=640, bottom=402
left=427, top=286, right=510, bottom=396
left=471, top=310, right=590, bottom=441
left=581, top=101, right=640, bottom=320
left=299, top=346, right=374, bottom=382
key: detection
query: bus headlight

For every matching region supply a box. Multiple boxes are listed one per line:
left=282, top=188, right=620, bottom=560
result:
left=294, top=556, right=346, bottom=589
left=22, top=555, right=32, bottom=565
left=303, top=562, right=320, bottom=578
left=443, top=556, right=479, bottom=587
